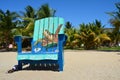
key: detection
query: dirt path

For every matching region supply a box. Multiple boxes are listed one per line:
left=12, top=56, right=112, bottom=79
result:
left=0, top=50, right=120, bottom=80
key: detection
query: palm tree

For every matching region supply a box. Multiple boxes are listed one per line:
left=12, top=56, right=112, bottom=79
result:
left=21, top=5, right=36, bottom=18
left=17, top=5, right=36, bottom=36
left=37, top=4, right=56, bottom=19
left=11, top=4, right=56, bottom=49
left=64, top=22, right=81, bottom=49
left=0, top=10, right=19, bottom=48
left=79, top=21, right=111, bottom=49
left=65, top=27, right=79, bottom=49
left=65, top=21, right=73, bottom=29
left=14, top=4, right=56, bottom=37
left=107, top=2, right=120, bottom=46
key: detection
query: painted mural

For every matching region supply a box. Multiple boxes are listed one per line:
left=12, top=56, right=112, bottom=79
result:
left=34, top=24, right=62, bottom=48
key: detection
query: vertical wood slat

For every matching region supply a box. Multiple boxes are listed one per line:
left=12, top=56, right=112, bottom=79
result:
left=46, top=18, right=50, bottom=51
left=53, top=17, right=59, bottom=52
left=58, top=18, right=64, bottom=34
left=41, top=19, right=45, bottom=52
left=49, top=17, right=54, bottom=52
left=33, top=20, right=39, bottom=41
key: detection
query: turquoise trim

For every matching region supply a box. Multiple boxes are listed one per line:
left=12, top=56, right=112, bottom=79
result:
left=53, top=17, right=58, bottom=34
left=38, top=19, right=44, bottom=39
left=17, top=54, right=58, bottom=60
left=33, top=20, right=39, bottom=41
left=59, top=18, right=64, bottom=34
left=49, top=17, right=54, bottom=34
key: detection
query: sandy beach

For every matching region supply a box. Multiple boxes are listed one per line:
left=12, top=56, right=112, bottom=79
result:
left=0, top=50, right=120, bottom=80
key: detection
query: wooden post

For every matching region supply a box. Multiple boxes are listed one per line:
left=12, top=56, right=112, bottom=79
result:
left=58, top=34, right=65, bottom=71
left=14, top=36, right=22, bottom=53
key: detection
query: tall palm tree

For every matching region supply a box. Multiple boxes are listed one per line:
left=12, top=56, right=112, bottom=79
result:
left=0, top=10, right=19, bottom=48
left=18, top=5, right=36, bottom=36
left=14, top=4, right=56, bottom=37
left=21, top=5, right=36, bottom=18
left=107, top=2, right=120, bottom=45
left=65, top=21, right=73, bottom=29
left=12, top=5, right=36, bottom=36
left=37, top=4, right=56, bottom=19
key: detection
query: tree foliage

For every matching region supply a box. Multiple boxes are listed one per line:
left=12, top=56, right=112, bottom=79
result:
left=78, top=21, right=110, bottom=49
left=0, top=3, right=118, bottom=50
left=107, top=2, right=120, bottom=45
left=0, top=10, right=19, bottom=43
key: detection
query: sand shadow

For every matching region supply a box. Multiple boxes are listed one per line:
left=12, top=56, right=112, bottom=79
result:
left=22, top=63, right=59, bottom=71
left=0, top=49, right=16, bottom=52
left=96, top=50, right=120, bottom=52
left=8, top=63, right=59, bottom=73
left=117, top=53, right=120, bottom=55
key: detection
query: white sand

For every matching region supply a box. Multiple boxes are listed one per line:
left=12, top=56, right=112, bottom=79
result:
left=0, top=50, right=120, bottom=80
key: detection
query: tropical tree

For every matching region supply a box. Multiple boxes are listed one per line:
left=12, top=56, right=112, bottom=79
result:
left=13, top=5, right=37, bottom=37
left=0, top=9, right=19, bottom=48
left=64, top=22, right=81, bottom=49
left=79, top=20, right=111, bottom=49
left=65, top=27, right=79, bottom=49
left=37, top=4, right=56, bottom=19
left=13, top=4, right=56, bottom=37
left=107, top=2, right=120, bottom=46
left=65, top=21, right=73, bottom=29
left=11, top=4, right=56, bottom=48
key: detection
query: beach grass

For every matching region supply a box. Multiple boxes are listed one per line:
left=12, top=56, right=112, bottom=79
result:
left=97, top=46, right=120, bottom=51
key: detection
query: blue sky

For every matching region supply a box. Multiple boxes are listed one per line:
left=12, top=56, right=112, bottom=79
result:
left=0, top=0, right=119, bottom=28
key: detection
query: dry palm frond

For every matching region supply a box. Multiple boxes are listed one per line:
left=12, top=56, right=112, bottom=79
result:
left=74, top=34, right=80, bottom=38
left=100, top=34, right=111, bottom=41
